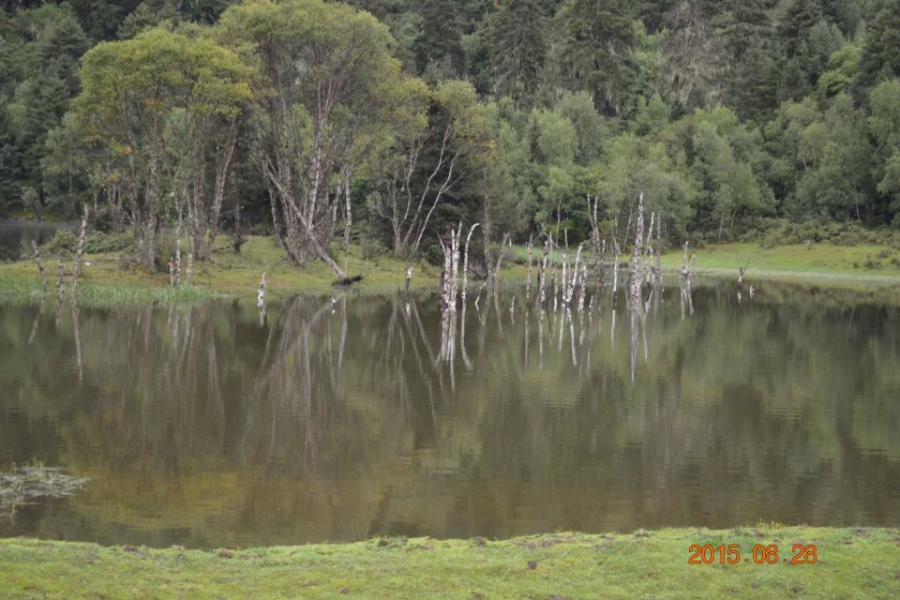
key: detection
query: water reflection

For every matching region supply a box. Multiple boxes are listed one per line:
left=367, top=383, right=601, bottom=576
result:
left=0, top=282, right=899, bottom=548
left=0, top=220, right=74, bottom=263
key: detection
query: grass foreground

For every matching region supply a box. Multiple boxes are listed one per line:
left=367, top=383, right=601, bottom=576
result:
left=1, top=527, right=899, bottom=599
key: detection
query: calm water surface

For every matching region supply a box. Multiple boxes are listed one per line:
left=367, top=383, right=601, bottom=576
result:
left=1, top=284, right=899, bottom=547
left=0, top=220, right=74, bottom=262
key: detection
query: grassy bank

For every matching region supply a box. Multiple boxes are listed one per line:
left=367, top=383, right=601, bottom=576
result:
left=659, top=242, right=900, bottom=286
left=0, top=236, right=448, bottom=305
left=1, top=527, right=898, bottom=599
left=3, top=236, right=900, bottom=308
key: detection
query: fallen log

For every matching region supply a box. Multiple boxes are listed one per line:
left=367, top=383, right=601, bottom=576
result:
left=332, top=274, right=364, bottom=287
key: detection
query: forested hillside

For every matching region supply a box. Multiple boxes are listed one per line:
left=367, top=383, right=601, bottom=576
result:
left=1, top=0, right=899, bottom=273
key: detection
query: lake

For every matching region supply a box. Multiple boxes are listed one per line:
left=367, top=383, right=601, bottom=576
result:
left=1, top=283, right=899, bottom=548
left=0, top=220, right=74, bottom=263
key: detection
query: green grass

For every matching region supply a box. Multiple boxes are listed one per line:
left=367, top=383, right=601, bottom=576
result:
left=4, top=237, right=900, bottom=308
left=1, top=527, right=898, bottom=599
left=0, top=235, right=452, bottom=306
left=0, top=274, right=218, bottom=307
left=659, top=242, right=900, bottom=286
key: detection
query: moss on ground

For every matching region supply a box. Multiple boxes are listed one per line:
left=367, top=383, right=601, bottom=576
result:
left=1, top=527, right=898, bottom=599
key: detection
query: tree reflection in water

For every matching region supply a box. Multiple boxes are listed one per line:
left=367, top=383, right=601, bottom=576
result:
left=0, top=282, right=899, bottom=547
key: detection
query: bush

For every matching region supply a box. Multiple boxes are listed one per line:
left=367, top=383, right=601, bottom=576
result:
left=863, top=254, right=882, bottom=270
left=156, top=234, right=179, bottom=272
left=43, top=230, right=77, bottom=255
left=501, top=245, right=518, bottom=267
left=360, top=233, right=388, bottom=260
left=84, top=231, right=132, bottom=254
left=88, top=207, right=120, bottom=233
left=423, top=243, right=443, bottom=266
left=759, top=220, right=889, bottom=249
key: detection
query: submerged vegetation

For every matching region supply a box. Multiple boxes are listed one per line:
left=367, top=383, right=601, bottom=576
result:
left=1, top=527, right=899, bottom=599
left=0, top=461, right=88, bottom=522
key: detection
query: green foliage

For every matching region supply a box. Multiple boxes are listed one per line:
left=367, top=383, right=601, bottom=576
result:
left=83, top=231, right=133, bottom=254
left=2, top=0, right=900, bottom=254
left=413, top=0, right=465, bottom=75
left=551, top=0, right=639, bottom=115
left=486, top=0, right=546, bottom=102
left=43, top=230, right=78, bottom=256
left=858, top=0, right=900, bottom=88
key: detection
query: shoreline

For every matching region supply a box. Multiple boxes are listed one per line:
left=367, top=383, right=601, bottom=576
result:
left=1, top=526, right=897, bottom=598
left=1, top=238, right=900, bottom=307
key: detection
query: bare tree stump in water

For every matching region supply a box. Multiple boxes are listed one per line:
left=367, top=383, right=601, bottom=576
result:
left=738, top=260, right=750, bottom=287
left=537, top=239, right=549, bottom=309
left=257, top=272, right=267, bottom=309
left=55, top=257, right=65, bottom=306
left=628, top=193, right=645, bottom=309
left=461, top=223, right=479, bottom=305
left=680, top=241, right=696, bottom=318
left=578, top=262, right=587, bottom=314
left=586, top=194, right=606, bottom=295
left=70, top=205, right=89, bottom=303
left=439, top=224, right=462, bottom=313
left=31, top=241, right=47, bottom=296
left=680, top=241, right=696, bottom=290
left=525, top=235, right=533, bottom=305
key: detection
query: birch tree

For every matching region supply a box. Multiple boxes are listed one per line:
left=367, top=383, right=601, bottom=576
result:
left=368, top=79, right=494, bottom=261
left=73, top=28, right=250, bottom=269
left=219, top=0, right=401, bottom=277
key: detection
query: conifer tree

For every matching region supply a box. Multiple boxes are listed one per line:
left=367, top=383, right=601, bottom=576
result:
left=414, top=0, right=465, bottom=75
left=551, top=0, right=638, bottom=115
left=857, top=0, right=900, bottom=90
left=488, top=0, right=546, bottom=102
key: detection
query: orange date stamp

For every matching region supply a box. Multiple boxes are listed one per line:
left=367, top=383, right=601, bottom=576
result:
left=688, top=544, right=818, bottom=565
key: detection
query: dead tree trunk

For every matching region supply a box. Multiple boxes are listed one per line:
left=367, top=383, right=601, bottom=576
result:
left=587, top=194, right=606, bottom=296
left=628, top=193, right=645, bottom=309
left=461, top=223, right=479, bottom=305
left=257, top=272, right=267, bottom=309
left=31, top=241, right=47, bottom=296
left=55, top=256, right=65, bottom=307
left=439, top=224, right=462, bottom=313
left=738, top=260, right=749, bottom=287
left=538, top=239, right=549, bottom=309
left=525, top=235, right=534, bottom=306
left=70, top=205, right=89, bottom=303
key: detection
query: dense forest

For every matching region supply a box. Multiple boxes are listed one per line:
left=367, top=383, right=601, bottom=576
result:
left=1, top=0, right=900, bottom=274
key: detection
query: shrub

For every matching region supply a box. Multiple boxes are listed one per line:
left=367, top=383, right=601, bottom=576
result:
left=759, top=220, right=891, bottom=248
left=84, top=231, right=132, bottom=254
left=360, top=233, right=388, bottom=260
left=501, top=245, right=518, bottom=267
left=423, top=243, right=443, bottom=266
left=863, top=254, right=882, bottom=270
left=88, top=207, right=121, bottom=233
left=43, top=230, right=77, bottom=255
